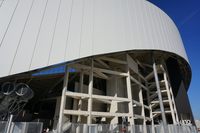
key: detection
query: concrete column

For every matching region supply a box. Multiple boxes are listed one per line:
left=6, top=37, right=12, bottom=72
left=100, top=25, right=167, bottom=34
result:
left=57, top=65, right=69, bottom=133
left=53, top=97, right=61, bottom=129
left=138, top=78, right=147, bottom=133
left=76, top=71, right=84, bottom=133
left=107, top=77, right=119, bottom=124
left=77, top=71, right=84, bottom=123
left=87, top=59, right=94, bottom=124
left=126, top=55, right=135, bottom=125
left=146, top=82, right=155, bottom=133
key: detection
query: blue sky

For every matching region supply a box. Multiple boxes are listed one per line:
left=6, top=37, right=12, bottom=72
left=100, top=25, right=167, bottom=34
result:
left=149, top=0, right=200, bottom=120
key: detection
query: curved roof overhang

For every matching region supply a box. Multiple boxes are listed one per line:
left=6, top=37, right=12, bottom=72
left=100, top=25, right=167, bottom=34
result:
left=0, top=0, right=191, bottom=90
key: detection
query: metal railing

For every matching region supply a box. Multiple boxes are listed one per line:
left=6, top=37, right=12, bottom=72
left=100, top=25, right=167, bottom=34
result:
left=0, top=121, right=43, bottom=133
left=55, top=124, right=198, bottom=133
left=0, top=122, right=198, bottom=133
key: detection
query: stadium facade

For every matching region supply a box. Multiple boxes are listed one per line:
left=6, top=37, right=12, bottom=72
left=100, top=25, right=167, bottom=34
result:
left=0, top=0, right=195, bottom=132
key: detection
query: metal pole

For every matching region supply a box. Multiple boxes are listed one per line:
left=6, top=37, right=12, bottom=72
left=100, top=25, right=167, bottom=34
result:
left=153, top=61, right=169, bottom=133
left=6, top=114, right=13, bottom=133
left=57, top=65, right=69, bottom=133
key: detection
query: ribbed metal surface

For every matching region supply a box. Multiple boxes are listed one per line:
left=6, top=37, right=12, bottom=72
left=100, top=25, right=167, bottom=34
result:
left=0, top=0, right=189, bottom=77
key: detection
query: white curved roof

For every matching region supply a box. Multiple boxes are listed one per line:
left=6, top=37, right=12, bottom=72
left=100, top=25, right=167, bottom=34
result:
left=0, top=0, right=188, bottom=78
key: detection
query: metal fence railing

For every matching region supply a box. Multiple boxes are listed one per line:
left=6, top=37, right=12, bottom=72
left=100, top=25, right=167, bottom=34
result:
left=0, top=121, right=7, bottom=133
left=0, top=122, right=198, bottom=133
left=62, top=124, right=198, bottom=133
left=0, top=121, right=43, bottom=133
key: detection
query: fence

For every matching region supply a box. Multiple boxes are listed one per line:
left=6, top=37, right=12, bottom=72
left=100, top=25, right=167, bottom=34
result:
left=0, top=122, right=198, bottom=133
left=0, top=121, right=43, bottom=133
left=62, top=124, right=198, bottom=133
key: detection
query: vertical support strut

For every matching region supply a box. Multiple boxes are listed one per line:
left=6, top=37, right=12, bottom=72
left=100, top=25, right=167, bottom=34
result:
left=87, top=59, right=94, bottom=124
left=77, top=71, right=84, bottom=133
left=153, top=61, right=169, bottom=133
left=126, top=54, right=135, bottom=125
left=146, top=82, right=155, bottom=133
left=58, top=65, right=69, bottom=133
left=138, top=78, right=147, bottom=133
left=77, top=71, right=84, bottom=123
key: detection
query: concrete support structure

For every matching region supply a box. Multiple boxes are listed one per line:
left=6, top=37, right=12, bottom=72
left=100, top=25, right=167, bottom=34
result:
left=138, top=78, right=147, bottom=133
left=87, top=59, right=94, bottom=124
left=77, top=71, right=84, bottom=123
left=57, top=66, right=69, bottom=133
left=126, top=55, right=135, bottom=125
left=56, top=53, right=180, bottom=132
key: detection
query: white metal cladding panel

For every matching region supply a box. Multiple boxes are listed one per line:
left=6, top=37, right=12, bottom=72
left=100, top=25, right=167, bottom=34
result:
left=65, top=0, right=84, bottom=61
left=79, top=0, right=93, bottom=58
left=48, top=0, right=73, bottom=65
left=30, top=0, right=61, bottom=70
left=10, top=0, right=49, bottom=74
left=0, top=0, right=189, bottom=78
left=0, top=0, right=34, bottom=76
left=0, top=0, right=19, bottom=46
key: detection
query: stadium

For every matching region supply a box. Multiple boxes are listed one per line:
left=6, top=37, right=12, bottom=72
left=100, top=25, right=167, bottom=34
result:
left=0, top=0, right=196, bottom=132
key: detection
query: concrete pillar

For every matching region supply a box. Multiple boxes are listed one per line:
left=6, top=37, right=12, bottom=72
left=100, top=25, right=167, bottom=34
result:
left=138, top=79, right=147, bottom=133
left=87, top=59, right=94, bottom=124
left=76, top=72, right=84, bottom=133
left=53, top=97, right=61, bottom=129
left=146, top=82, right=155, bottom=133
left=126, top=54, right=135, bottom=125
left=107, top=77, right=118, bottom=124
left=57, top=66, right=69, bottom=133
